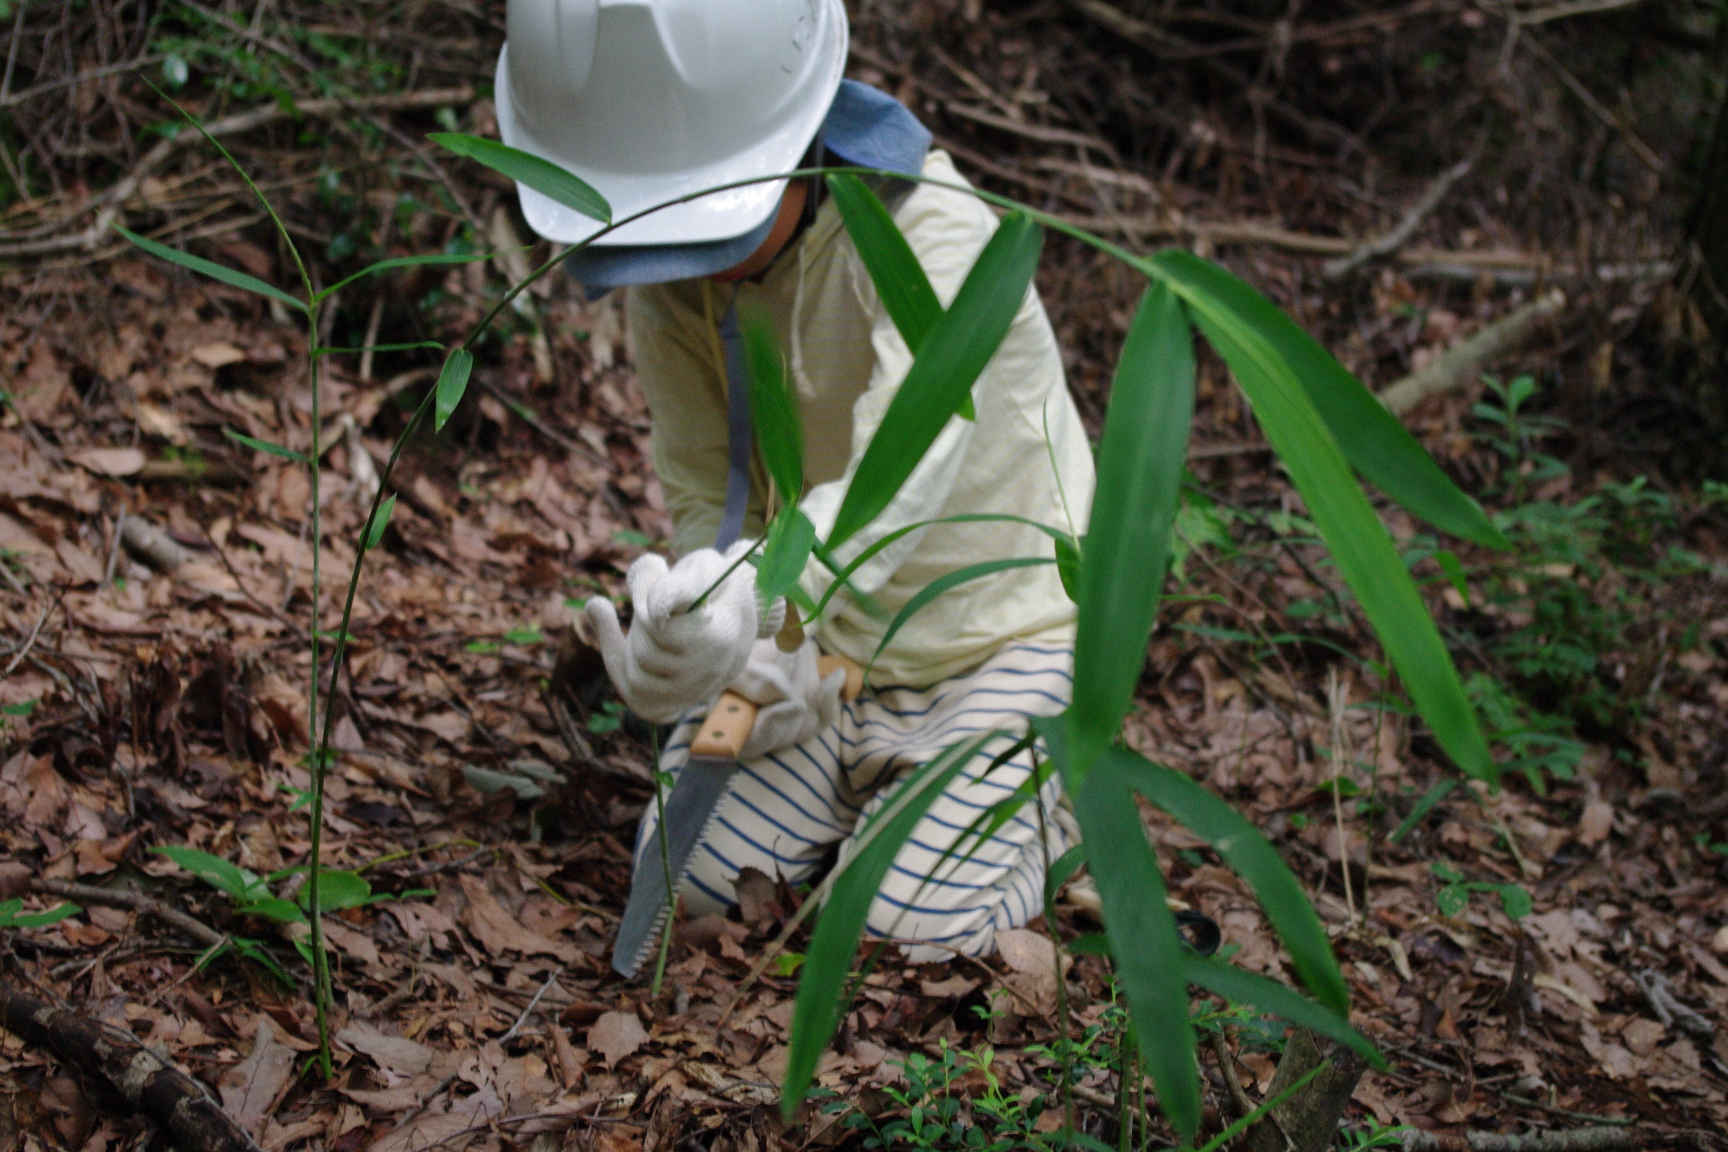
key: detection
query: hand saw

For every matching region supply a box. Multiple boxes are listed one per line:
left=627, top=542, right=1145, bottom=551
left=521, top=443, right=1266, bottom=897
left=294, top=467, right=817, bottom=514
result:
left=612, top=654, right=863, bottom=978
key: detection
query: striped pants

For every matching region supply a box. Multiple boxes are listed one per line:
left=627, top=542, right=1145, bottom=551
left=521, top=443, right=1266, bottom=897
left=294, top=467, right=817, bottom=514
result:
left=632, top=639, right=1075, bottom=961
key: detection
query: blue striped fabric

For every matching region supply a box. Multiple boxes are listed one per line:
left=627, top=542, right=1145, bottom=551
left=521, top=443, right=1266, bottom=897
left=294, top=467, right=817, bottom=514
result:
left=632, top=639, right=1076, bottom=960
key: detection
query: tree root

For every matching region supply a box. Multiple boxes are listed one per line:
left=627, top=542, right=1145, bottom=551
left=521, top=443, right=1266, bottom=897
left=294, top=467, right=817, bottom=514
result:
left=0, top=981, right=263, bottom=1152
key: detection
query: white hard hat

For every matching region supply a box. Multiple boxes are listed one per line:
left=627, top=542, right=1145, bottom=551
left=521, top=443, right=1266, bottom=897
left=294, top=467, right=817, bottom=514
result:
left=496, top=0, right=848, bottom=248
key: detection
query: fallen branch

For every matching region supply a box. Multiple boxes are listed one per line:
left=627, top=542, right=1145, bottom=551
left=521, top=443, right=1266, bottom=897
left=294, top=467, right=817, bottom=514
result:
left=1324, top=156, right=1474, bottom=278
left=0, top=981, right=264, bottom=1152
left=1377, top=290, right=1566, bottom=416
left=29, top=879, right=228, bottom=951
left=1400, top=1127, right=1708, bottom=1152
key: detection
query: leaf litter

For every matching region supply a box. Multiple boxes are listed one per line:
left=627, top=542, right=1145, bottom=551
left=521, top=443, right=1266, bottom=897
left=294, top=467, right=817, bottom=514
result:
left=2, top=3, right=1728, bottom=1151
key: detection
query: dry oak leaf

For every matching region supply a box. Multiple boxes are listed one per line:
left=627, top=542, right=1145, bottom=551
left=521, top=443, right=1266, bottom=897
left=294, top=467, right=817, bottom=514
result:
left=588, top=1010, right=648, bottom=1068
left=219, top=1016, right=297, bottom=1137
left=69, top=447, right=145, bottom=477
left=458, top=873, right=577, bottom=961
left=994, top=927, right=1069, bottom=1016
left=335, top=1020, right=435, bottom=1080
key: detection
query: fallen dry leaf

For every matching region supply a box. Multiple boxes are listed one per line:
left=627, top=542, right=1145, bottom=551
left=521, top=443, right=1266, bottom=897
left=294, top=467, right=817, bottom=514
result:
left=1578, top=800, right=1614, bottom=845
left=219, top=1017, right=297, bottom=1136
left=458, top=873, right=578, bottom=961
left=190, top=342, right=248, bottom=368
left=588, top=1010, right=647, bottom=1068
left=68, top=447, right=145, bottom=477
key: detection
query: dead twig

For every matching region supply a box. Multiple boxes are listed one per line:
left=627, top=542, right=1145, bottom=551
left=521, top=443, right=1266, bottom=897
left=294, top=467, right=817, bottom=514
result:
left=29, top=879, right=228, bottom=951
left=1517, top=30, right=1664, bottom=172
left=499, top=966, right=565, bottom=1044
left=1324, top=156, right=1474, bottom=278
left=1378, top=290, right=1566, bottom=416
left=1210, top=1027, right=1258, bottom=1118
left=2, top=596, right=52, bottom=677
left=0, top=87, right=474, bottom=259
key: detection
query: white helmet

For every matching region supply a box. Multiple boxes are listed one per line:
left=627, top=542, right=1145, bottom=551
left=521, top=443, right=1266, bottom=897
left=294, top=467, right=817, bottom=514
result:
left=496, top=0, right=848, bottom=247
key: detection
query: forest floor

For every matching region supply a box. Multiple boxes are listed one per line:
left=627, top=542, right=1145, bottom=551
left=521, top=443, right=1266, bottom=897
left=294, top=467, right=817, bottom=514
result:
left=3, top=2, right=1728, bottom=1151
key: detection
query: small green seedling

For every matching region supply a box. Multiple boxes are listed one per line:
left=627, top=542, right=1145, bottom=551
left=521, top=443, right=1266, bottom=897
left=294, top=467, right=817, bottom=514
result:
left=1431, top=861, right=1532, bottom=920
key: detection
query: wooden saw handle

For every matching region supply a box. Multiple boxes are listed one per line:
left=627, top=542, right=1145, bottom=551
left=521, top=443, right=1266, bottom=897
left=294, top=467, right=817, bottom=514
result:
left=689, top=655, right=863, bottom=759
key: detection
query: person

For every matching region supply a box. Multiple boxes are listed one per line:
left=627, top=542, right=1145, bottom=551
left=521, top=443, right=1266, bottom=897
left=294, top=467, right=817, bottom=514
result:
left=496, top=0, right=1095, bottom=960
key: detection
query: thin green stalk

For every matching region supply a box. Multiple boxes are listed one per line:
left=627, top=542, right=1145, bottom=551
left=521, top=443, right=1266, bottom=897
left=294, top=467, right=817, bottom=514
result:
left=679, top=537, right=763, bottom=615
left=304, top=299, right=330, bottom=1077
left=1031, top=769, right=1076, bottom=1134
left=650, top=725, right=674, bottom=996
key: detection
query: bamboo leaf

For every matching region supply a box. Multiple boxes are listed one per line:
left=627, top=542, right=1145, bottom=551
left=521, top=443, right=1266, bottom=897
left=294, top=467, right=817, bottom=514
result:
left=758, top=507, right=816, bottom=603
left=429, top=133, right=610, bottom=223
left=116, top=225, right=307, bottom=312
left=826, top=174, right=944, bottom=356
left=1174, top=274, right=1496, bottom=780
left=826, top=212, right=1042, bottom=550
left=224, top=427, right=308, bottom=464
left=363, top=494, right=397, bottom=551
left=783, top=731, right=1001, bottom=1117
left=1072, top=737, right=1199, bottom=1143
left=1151, top=250, right=1507, bottom=550
left=1104, top=747, right=1349, bottom=1016
left=1069, top=281, right=1195, bottom=776
left=742, top=307, right=803, bottom=503
left=434, top=348, right=475, bottom=433
left=315, top=252, right=495, bottom=303
left=1182, top=954, right=1383, bottom=1067
left=867, top=557, right=1054, bottom=674
left=0, top=899, right=80, bottom=929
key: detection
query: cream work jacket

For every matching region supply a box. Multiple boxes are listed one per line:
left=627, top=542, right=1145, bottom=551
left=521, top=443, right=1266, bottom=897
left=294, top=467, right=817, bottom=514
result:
left=626, top=150, right=1095, bottom=688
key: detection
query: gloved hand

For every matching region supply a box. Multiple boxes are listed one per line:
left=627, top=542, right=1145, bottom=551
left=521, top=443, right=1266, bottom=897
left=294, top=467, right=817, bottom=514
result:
left=586, top=541, right=785, bottom=723
left=730, top=638, right=848, bottom=760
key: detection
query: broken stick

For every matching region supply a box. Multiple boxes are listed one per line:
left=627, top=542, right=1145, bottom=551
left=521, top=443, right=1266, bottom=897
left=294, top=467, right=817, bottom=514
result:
left=0, top=982, right=264, bottom=1152
left=1378, top=290, right=1566, bottom=417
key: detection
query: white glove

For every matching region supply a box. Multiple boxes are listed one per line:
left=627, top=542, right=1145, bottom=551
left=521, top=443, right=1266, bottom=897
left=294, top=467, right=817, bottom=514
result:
left=730, top=639, right=848, bottom=761
left=586, top=542, right=785, bottom=723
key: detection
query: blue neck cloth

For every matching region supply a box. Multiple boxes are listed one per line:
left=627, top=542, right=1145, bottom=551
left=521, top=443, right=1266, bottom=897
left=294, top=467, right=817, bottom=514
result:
left=563, top=80, right=931, bottom=292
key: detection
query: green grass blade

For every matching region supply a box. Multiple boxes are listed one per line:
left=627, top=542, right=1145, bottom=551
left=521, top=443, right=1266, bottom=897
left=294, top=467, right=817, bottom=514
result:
left=783, top=731, right=1000, bottom=1117
left=314, top=252, right=494, bottom=303
left=1070, top=281, right=1195, bottom=776
left=1105, top=747, right=1349, bottom=1016
left=430, top=133, right=611, bottom=223
left=742, top=306, right=803, bottom=503
left=1151, top=250, right=1506, bottom=550
left=866, top=558, right=1053, bottom=674
left=1176, top=278, right=1496, bottom=781
left=826, top=173, right=943, bottom=356
left=758, top=507, right=816, bottom=603
left=435, top=348, right=475, bottom=433
left=1074, top=741, right=1199, bottom=1143
left=224, top=427, right=308, bottom=464
left=1183, top=954, right=1383, bottom=1067
left=116, top=225, right=307, bottom=312
left=313, top=341, right=445, bottom=356
left=809, top=512, right=1071, bottom=618
left=1390, top=777, right=1459, bottom=843
left=826, top=212, right=1043, bottom=550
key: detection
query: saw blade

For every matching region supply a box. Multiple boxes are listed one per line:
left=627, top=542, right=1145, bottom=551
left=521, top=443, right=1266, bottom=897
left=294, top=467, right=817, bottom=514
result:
left=612, top=755, right=740, bottom=978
